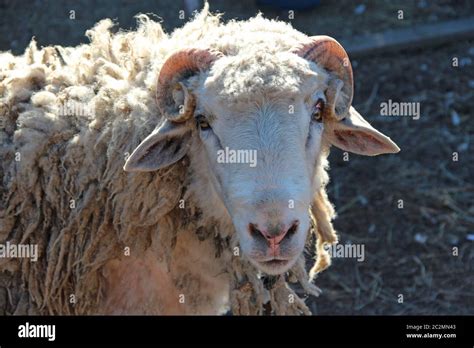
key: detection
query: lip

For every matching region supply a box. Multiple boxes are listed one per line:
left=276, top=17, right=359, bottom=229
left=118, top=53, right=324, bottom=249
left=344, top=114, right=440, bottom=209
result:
left=250, top=256, right=296, bottom=275
left=257, top=258, right=291, bottom=267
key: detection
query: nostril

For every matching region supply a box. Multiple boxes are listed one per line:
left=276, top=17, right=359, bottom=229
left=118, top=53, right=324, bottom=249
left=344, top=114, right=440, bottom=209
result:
left=286, top=220, right=299, bottom=236
left=248, top=223, right=262, bottom=238
left=248, top=220, right=299, bottom=245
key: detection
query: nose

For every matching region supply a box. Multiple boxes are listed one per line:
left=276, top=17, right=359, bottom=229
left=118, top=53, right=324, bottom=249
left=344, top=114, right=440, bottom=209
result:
left=248, top=220, right=299, bottom=249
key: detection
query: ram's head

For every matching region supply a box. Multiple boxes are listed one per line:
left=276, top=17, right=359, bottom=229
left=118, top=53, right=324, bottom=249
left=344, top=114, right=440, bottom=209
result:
left=124, top=36, right=399, bottom=275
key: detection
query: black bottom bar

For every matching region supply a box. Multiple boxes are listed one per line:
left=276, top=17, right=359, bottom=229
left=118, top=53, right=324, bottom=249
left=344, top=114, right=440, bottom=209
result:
left=0, top=315, right=472, bottom=345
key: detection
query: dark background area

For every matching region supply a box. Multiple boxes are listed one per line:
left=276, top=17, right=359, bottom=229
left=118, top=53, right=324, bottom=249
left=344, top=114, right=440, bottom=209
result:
left=1, top=0, right=474, bottom=53
left=1, top=0, right=473, bottom=315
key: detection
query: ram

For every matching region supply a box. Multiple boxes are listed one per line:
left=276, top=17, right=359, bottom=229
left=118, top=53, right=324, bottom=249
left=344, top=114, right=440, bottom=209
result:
left=0, top=6, right=399, bottom=315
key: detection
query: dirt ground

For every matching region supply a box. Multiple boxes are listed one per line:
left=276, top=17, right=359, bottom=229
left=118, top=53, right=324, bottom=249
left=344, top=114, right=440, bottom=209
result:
left=1, top=0, right=473, bottom=315
left=315, top=37, right=474, bottom=315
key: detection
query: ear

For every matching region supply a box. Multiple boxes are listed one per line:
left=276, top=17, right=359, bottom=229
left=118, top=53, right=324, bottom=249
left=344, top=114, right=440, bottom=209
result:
left=123, top=120, right=192, bottom=172
left=324, top=106, right=400, bottom=156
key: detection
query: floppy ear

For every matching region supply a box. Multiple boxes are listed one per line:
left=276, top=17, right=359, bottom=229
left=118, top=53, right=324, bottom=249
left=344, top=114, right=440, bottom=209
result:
left=123, top=120, right=192, bottom=172
left=324, top=106, right=400, bottom=156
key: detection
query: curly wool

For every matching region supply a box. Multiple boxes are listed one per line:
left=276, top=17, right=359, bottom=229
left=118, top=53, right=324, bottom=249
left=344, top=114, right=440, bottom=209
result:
left=0, top=6, right=338, bottom=315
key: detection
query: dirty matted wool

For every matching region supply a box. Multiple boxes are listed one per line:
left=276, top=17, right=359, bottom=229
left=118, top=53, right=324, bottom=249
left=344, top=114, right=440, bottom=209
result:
left=0, top=6, right=338, bottom=315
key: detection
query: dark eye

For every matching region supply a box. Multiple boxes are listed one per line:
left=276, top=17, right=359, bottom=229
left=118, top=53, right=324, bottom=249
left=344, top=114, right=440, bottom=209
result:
left=196, top=114, right=211, bottom=130
left=312, top=98, right=325, bottom=122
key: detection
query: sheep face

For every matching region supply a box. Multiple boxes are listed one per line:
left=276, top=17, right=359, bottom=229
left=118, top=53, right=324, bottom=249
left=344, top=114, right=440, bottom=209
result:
left=186, top=52, right=328, bottom=274
left=124, top=44, right=400, bottom=276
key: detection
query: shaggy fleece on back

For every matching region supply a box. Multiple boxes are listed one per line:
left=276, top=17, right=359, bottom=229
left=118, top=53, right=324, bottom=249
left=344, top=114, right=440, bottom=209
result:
left=0, top=5, right=337, bottom=315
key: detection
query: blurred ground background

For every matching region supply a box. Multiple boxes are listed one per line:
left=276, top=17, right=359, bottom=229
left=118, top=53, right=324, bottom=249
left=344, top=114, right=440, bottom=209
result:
left=0, top=0, right=473, bottom=315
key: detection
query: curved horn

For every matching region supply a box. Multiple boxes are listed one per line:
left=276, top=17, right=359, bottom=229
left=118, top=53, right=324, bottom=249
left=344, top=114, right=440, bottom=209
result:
left=293, top=36, right=353, bottom=119
left=156, top=48, right=223, bottom=122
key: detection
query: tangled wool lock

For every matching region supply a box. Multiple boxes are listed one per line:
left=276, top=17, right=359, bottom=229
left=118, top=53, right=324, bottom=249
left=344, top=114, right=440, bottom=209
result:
left=0, top=5, right=398, bottom=315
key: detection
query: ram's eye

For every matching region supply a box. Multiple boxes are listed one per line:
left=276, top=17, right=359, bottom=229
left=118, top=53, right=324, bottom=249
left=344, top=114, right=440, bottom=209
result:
left=312, top=98, right=325, bottom=122
left=196, top=115, right=211, bottom=130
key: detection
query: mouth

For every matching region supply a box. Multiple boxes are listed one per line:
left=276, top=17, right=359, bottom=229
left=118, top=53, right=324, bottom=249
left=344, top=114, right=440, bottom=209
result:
left=254, top=257, right=293, bottom=275
left=258, top=259, right=290, bottom=267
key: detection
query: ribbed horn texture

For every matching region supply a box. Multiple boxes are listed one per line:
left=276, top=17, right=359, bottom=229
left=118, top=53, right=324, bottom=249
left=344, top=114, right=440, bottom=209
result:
left=156, top=48, right=223, bottom=122
left=293, top=36, right=353, bottom=118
